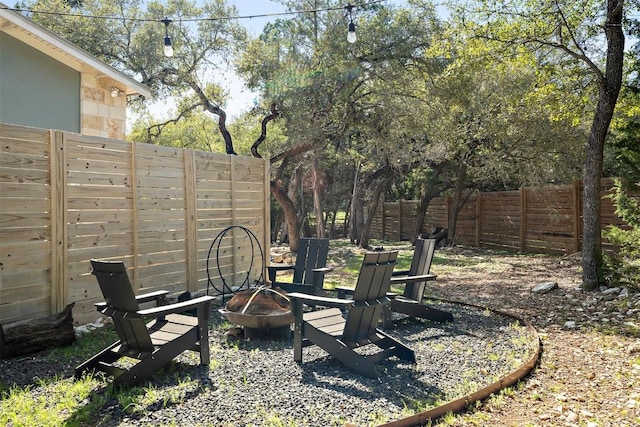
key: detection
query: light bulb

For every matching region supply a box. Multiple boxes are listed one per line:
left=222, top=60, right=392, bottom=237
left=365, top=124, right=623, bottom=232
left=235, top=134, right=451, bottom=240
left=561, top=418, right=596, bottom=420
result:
left=161, top=18, right=174, bottom=58
left=347, top=21, right=357, bottom=44
left=164, top=36, right=174, bottom=57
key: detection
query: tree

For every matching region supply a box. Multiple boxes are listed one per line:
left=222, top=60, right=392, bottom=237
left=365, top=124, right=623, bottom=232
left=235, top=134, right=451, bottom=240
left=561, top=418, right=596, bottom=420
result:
left=461, top=0, right=628, bottom=289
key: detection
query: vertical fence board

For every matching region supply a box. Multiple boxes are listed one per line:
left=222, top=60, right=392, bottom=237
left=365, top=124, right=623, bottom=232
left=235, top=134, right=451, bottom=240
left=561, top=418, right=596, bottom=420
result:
left=184, top=149, right=198, bottom=292
left=50, top=130, right=67, bottom=312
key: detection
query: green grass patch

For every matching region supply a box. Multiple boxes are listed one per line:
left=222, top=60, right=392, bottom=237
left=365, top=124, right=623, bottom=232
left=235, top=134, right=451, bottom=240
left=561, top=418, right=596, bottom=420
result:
left=0, top=374, right=105, bottom=427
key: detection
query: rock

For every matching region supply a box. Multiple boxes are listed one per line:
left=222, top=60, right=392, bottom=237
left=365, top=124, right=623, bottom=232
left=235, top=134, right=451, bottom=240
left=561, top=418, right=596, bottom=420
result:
left=271, top=253, right=287, bottom=263
left=532, top=282, right=559, bottom=294
left=602, top=287, right=621, bottom=295
left=566, top=411, right=578, bottom=422
left=564, top=321, right=577, bottom=329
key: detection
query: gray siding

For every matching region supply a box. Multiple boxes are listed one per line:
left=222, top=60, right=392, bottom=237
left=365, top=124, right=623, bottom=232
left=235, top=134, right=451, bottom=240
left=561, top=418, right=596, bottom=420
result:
left=0, top=33, right=80, bottom=132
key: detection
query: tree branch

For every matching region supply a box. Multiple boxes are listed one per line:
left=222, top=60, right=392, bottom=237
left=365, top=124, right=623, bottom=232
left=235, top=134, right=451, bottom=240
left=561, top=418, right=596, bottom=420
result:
left=251, top=103, right=280, bottom=158
left=145, top=103, right=202, bottom=142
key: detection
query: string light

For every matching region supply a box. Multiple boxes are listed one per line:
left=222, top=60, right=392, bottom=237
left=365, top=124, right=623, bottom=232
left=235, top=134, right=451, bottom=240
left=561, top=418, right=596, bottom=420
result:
left=0, top=1, right=384, bottom=23
left=345, top=3, right=356, bottom=44
left=1, top=1, right=386, bottom=49
left=161, top=17, right=173, bottom=57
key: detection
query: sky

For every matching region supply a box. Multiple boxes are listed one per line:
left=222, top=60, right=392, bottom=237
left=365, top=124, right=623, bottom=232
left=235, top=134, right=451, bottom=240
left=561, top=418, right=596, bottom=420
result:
left=222, top=0, right=288, bottom=119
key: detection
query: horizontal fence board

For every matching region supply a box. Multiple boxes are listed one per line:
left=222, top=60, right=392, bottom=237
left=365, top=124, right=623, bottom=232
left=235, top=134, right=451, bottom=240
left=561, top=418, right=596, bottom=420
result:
left=0, top=227, right=50, bottom=243
left=0, top=212, right=51, bottom=228
left=0, top=166, right=51, bottom=183
left=0, top=298, right=51, bottom=325
left=0, top=125, right=51, bottom=143
left=0, top=182, right=51, bottom=197
left=0, top=268, right=50, bottom=292
left=0, top=197, right=50, bottom=212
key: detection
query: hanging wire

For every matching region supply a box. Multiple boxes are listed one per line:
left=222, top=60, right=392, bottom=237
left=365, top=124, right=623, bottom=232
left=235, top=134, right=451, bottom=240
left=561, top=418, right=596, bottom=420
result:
left=0, top=1, right=387, bottom=24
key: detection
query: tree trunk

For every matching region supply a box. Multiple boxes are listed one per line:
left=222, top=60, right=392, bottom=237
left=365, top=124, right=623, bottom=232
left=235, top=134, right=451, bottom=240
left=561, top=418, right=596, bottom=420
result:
left=359, top=179, right=388, bottom=249
left=342, top=194, right=352, bottom=238
left=582, top=0, right=625, bottom=290
left=349, top=164, right=362, bottom=244
left=271, top=179, right=300, bottom=253
left=447, top=162, right=467, bottom=246
left=414, top=194, right=432, bottom=241
left=413, top=162, right=447, bottom=241
left=0, top=303, right=75, bottom=358
left=312, top=158, right=326, bottom=238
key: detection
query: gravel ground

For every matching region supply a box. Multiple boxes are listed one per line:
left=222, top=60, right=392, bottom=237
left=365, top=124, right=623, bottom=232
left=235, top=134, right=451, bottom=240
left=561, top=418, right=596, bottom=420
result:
left=0, top=300, right=537, bottom=427
left=7, top=244, right=634, bottom=426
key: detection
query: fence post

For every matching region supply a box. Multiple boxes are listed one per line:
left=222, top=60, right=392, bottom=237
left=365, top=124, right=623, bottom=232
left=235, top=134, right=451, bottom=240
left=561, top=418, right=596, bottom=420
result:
left=520, top=187, right=527, bottom=252
left=184, top=149, right=198, bottom=292
left=381, top=202, right=386, bottom=240
left=446, top=196, right=452, bottom=229
left=572, top=179, right=581, bottom=253
left=398, top=200, right=403, bottom=241
left=263, top=157, right=271, bottom=278
left=50, top=130, right=67, bottom=313
left=131, top=141, right=140, bottom=291
left=475, top=192, right=482, bottom=247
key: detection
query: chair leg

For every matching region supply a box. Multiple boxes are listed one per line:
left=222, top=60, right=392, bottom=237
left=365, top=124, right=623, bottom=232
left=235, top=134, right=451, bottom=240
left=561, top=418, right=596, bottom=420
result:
left=197, top=303, right=212, bottom=365
left=374, top=331, right=416, bottom=363
left=382, top=305, right=393, bottom=329
left=390, top=299, right=454, bottom=323
left=114, top=330, right=199, bottom=386
left=304, top=326, right=379, bottom=378
left=75, top=340, right=122, bottom=378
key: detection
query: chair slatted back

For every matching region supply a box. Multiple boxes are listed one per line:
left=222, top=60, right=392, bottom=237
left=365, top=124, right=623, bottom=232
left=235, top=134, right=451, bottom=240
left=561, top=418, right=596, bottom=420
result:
left=404, top=239, right=436, bottom=301
left=293, top=238, right=330, bottom=285
left=91, top=260, right=154, bottom=354
left=343, top=251, right=397, bottom=342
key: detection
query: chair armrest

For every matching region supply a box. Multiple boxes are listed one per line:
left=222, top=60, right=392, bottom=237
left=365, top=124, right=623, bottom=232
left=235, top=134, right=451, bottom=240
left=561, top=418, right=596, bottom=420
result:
left=392, top=269, right=410, bottom=277
left=267, top=264, right=295, bottom=283
left=335, top=286, right=354, bottom=299
left=135, top=290, right=170, bottom=304
left=390, top=273, right=437, bottom=284
left=94, top=290, right=170, bottom=312
left=137, top=296, right=215, bottom=318
left=267, top=264, right=295, bottom=272
left=287, top=292, right=355, bottom=309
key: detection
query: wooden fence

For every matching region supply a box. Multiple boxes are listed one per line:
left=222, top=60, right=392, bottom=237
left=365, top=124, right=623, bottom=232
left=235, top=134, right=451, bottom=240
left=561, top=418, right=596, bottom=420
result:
left=371, top=179, right=636, bottom=254
left=0, top=123, right=270, bottom=325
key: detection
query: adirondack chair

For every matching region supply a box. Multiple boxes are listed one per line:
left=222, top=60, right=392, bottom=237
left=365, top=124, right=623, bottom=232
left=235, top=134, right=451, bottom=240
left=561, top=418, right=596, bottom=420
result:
left=75, top=260, right=215, bottom=386
left=382, top=238, right=453, bottom=328
left=267, top=237, right=333, bottom=296
left=288, top=251, right=416, bottom=378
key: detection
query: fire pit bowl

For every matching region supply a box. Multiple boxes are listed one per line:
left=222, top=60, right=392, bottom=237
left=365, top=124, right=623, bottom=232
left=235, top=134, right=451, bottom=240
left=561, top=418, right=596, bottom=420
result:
left=219, top=286, right=293, bottom=338
left=218, top=309, right=294, bottom=329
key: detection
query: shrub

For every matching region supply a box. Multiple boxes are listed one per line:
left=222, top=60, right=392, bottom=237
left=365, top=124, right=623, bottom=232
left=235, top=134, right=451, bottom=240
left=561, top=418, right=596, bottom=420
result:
left=603, top=179, right=640, bottom=291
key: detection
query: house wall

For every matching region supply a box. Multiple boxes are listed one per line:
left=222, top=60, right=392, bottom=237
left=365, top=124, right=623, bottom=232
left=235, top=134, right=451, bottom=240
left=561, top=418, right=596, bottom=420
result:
left=0, top=33, right=80, bottom=132
left=0, top=33, right=127, bottom=140
left=80, top=72, right=127, bottom=140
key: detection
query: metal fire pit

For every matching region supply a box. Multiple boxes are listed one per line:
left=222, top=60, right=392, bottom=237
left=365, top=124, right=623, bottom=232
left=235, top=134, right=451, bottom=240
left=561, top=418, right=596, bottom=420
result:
left=218, top=285, right=293, bottom=339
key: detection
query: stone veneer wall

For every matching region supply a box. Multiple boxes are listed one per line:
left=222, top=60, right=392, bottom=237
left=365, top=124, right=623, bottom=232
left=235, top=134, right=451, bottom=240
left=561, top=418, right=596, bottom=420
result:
left=80, top=72, right=127, bottom=140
